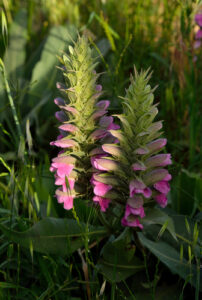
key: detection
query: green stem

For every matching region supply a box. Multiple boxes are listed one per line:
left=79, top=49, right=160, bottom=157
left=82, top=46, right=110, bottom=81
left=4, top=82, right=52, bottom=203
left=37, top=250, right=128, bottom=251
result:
left=0, top=59, right=23, bottom=141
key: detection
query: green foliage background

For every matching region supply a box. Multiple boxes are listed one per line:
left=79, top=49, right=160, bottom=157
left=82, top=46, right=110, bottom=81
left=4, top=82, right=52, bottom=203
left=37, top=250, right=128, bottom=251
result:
left=0, top=0, right=201, bottom=299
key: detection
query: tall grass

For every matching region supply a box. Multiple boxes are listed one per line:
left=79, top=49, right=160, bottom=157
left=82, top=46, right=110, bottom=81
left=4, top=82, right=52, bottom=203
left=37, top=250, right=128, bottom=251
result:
left=0, top=0, right=201, bottom=299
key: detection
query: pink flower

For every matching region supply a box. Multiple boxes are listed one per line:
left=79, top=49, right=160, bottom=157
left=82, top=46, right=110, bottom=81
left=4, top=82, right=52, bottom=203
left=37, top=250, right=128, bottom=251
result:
left=54, top=97, right=65, bottom=106
left=91, top=116, right=120, bottom=140
left=55, top=111, right=67, bottom=122
left=195, top=14, right=202, bottom=27
left=125, top=204, right=145, bottom=218
left=55, top=176, right=75, bottom=191
left=59, top=124, right=78, bottom=132
left=163, top=173, right=172, bottom=181
left=146, top=138, right=167, bottom=153
left=96, top=85, right=102, bottom=92
left=154, top=181, right=170, bottom=194
left=132, top=163, right=146, bottom=171
left=194, top=40, right=201, bottom=49
left=145, top=154, right=172, bottom=168
left=154, top=194, right=167, bottom=208
left=50, top=162, right=74, bottom=178
left=93, top=181, right=112, bottom=197
left=196, top=29, right=202, bottom=39
left=129, top=180, right=152, bottom=198
left=91, top=154, right=108, bottom=170
left=55, top=188, right=74, bottom=209
left=134, top=147, right=149, bottom=155
left=93, top=196, right=110, bottom=212
left=50, top=138, right=77, bottom=148
left=92, top=110, right=107, bottom=120
left=91, top=156, right=119, bottom=171
left=96, top=100, right=110, bottom=110
left=121, top=216, right=143, bottom=229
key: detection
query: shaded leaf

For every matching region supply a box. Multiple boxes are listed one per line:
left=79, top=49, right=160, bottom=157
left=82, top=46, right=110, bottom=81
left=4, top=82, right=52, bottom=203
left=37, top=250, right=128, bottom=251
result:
left=142, top=208, right=177, bottom=240
left=97, top=229, right=144, bottom=282
left=0, top=218, right=106, bottom=256
left=138, top=232, right=201, bottom=290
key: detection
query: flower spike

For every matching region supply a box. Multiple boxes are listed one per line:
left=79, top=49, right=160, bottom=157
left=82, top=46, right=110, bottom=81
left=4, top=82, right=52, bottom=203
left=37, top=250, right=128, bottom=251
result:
left=50, top=36, right=118, bottom=210
left=91, top=68, right=172, bottom=229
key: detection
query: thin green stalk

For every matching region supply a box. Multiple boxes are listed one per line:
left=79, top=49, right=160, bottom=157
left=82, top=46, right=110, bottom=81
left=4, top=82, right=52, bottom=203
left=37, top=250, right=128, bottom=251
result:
left=0, top=59, right=23, bottom=141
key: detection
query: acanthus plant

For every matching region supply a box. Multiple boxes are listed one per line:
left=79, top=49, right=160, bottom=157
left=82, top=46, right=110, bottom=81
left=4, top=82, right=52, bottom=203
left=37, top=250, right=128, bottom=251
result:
left=50, top=36, right=119, bottom=210
left=194, top=13, right=202, bottom=49
left=91, top=69, right=172, bottom=229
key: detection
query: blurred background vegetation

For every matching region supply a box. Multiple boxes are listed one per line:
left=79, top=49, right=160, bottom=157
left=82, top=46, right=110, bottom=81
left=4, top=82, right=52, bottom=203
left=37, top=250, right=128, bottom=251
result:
left=0, top=0, right=201, bottom=299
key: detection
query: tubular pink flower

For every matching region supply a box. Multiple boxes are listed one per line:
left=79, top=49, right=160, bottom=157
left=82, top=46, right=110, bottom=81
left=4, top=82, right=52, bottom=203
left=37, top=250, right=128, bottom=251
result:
left=146, top=138, right=167, bottom=153
left=50, top=138, right=77, bottom=148
left=91, top=154, right=108, bottom=171
left=134, top=147, right=149, bottom=155
left=129, top=180, right=152, bottom=199
left=93, top=181, right=112, bottom=197
left=143, top=168, right=169, bottom=185
left=194, top=40, right=201, bottom=49
left=132, top=163, right=146, bottom=171
left=55, top=176, right=75, bottom=190
left=195, top=14, right=202, bottom=27
left=154, top=194, right=167, bottom=208
left=63, top=196, right=74, bottom=209
left=54, top=97, right=65, bottom=106
left=90, top=147, right=106, bottom=156
left=92, top=158, right=119, bottom=171
left=90, top=69, right=172, bottom=229
left=93, top=196, right=110, bottom=212
left=55, top=188, right=74, bottom=209
left=121, top=216, right=143, bottom=229
left=90, top=129, right=107, bottom=140
left=59, top=124, right=78, bottom=132
left=102, top=144, right=122, bottom=157
left=50, top=162, right=74, bottom=178
left=96, top=85, right=102, bottom=91
left=125, top=204, right=145, bottom=218
left=154, top=181, right=170, bottom=194
left=55, top=111, right=67, bottom=122
left=196, top=29, right=202, bottom=39
left=163, top=173, right=172, bottom=181
left=145, top=154, right=172, bottom=168
left=96, top=100, right=110, bottom=110
left=148, top=121, right=163, bottom=133
left=62, top=105, right=78, bottom=115
left=92, top=110, right=107, bottom=120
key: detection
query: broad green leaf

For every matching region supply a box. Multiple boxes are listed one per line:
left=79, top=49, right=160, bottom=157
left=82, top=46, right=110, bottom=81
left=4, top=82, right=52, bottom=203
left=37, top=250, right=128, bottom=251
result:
left=0, top=218, right=106, bottom=256
left=138, top=232, right=201, bottom=290
left=97, top=230, right=144, bottom=282
left=0, top=9, right=27, bottom=117
left=171, top=169, right=199, bottom=216
left=129, top=284, right=181, bottom=300
left=28, top=25, right=76, bottom=105
left=142, top=208, right=177, bottom=240
left=4, top=9, right=27, bottom=79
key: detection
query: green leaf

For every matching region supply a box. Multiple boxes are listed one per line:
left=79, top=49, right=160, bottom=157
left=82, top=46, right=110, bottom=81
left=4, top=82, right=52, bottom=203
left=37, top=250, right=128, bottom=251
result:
left=0, top=218, right=106, bottom=256
left=0, top=9, right=27, bottom=116
left=138, top=232, right=201, bottom=290
left=28, top=25, right=76, bottom=105
left=171, top=169, right=200, bottom=216
left=4, top=9, right=27, bottom=79
left=130, top=284, right=181, bottom=300
left=142, top=208, right=177, bottom=240
left=97, top=229, right=144, bottom=282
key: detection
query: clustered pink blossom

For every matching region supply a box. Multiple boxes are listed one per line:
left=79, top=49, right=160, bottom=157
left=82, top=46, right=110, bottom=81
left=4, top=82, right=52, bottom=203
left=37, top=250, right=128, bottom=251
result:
left=194, top=13, right=202, bottom=49
left=91, top=133, right=172, bottom=229
left=123, top=140, right=172, bottom=228
left=50, top=83, right=119, bottom=211
left=90, top=107, right=120, bottom=212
